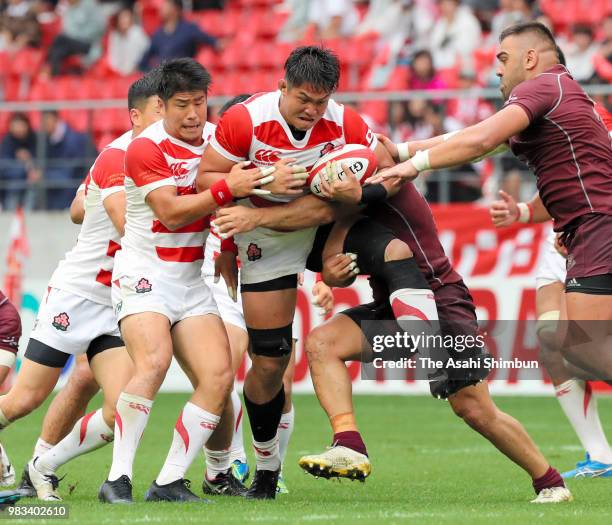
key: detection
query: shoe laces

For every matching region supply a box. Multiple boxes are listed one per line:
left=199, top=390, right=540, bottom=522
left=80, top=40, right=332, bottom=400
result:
left=44, top=473, right=64, bottom=490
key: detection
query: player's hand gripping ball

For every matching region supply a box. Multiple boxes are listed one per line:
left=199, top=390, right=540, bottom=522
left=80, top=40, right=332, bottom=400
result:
left=308, top=144, right=377, bottom=196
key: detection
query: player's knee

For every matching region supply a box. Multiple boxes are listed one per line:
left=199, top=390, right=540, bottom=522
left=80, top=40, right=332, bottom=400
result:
left=9, top=389, right=46, bottom=418
left=451, top=396, right=495, bottom=432
left=384, top=238, right=413, bottom=262
left=69, top=361, right=98, bottom=394
left=305, top=326, right=336, bottom=363
left=251, top=355, right=287, bottom=384
left=135, top=348, right=172, bottom=383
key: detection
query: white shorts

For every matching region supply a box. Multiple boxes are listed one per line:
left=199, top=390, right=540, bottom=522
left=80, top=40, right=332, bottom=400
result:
left=30, top=287, right=120, bottom=355
left=203, top=274, right=246, bottom=331
left=112, top=274, right=219, bottom=326
left=234, top=224, right=317, bottom=285
left=536, top=229, right=567, bottom=290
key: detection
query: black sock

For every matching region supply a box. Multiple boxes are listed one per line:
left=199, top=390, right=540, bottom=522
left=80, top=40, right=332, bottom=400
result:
left=244, top=387, right=285, bottom=442
left=376, top=258, right=430, bottom=294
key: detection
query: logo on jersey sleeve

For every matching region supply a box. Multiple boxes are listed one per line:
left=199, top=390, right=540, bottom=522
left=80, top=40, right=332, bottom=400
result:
left=254, top=149, right=282, bottom=164
left=246, top=243, right=262, bottom=261
left=52, top=312, right=70, bottom=331
left=135, top=278, right=153, bottom=294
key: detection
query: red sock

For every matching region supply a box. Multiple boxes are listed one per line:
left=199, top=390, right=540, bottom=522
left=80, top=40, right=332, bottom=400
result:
left=532, top=466, right=564, bottom=494
left=333, top=431, right=368, bottom=456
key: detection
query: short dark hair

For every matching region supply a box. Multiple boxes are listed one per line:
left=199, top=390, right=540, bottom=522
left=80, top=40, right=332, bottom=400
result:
left=499, top=21, right=557, bottom=49
left=157, top=58, right=212, bottom=102
left=128, top=70, right=160, bottom=111
left=219, top=94, right=251, bottom=117
left=284, top=46, right=340, bottom=93
left=556, top=45, right=566, bottom=66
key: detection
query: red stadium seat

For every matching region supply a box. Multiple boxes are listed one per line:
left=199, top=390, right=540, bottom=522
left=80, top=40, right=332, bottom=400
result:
left=10, top=49, right=44, bottom=78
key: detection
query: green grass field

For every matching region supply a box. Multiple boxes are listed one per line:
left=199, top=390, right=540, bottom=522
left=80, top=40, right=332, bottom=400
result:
left=2, top=393, right=612, bottom=525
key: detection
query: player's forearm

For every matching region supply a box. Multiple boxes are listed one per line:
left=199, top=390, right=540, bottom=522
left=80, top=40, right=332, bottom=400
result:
left=527, top=193, right=551, bottom=223
left=258, top=195, right=337, bottom=231
left=427, top=125, right=500, bottom=170
left=70, top=192, right=85, bottom=224
left=159, top=192, right=220, bottom=231
left=196, top=171, right=227, bottom=193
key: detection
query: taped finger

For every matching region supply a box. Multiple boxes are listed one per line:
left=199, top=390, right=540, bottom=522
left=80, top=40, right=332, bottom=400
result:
left=250, top=188, right=272, bottom=195
left=258, top=174, right=275, bottom=185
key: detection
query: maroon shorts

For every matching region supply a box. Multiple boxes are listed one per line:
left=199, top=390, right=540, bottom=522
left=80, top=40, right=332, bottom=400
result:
left=0, top=299, right=21, bottom=354
left=564, top=213, right=612, bottom=281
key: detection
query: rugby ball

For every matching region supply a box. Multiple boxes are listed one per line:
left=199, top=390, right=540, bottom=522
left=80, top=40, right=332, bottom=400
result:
left=308, top=144, right=378, bottom=196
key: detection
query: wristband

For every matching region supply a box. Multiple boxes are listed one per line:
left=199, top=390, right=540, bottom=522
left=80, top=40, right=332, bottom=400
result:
left=410, top=149, right=431, bottom=172
left=517, top=202, right=533, bottom=223
left=210, top=179, right=233, bottom=206
left=220, top=236, right=238, bottom=254
left=359, top=183, right=387, bottom=204
left=397, top=142, right=410, bottom=162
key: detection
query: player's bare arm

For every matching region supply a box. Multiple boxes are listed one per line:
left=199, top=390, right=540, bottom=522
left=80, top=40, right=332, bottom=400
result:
left=198, top=143, right=306, bottom=196
left=379, top=105, right=530, bottom=182
left=490, top=191, right=552, bottom=228
left=103, top=192, right=127, bottom=236
left=69, top=189, right=86, bottom=224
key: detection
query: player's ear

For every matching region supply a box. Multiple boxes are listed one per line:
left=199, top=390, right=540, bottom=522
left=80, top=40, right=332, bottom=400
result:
left=129, top=108, right=141, bottom=128
left=278, top=78, right=287, bottom=94
left=525, top=48, right=538, bottom=71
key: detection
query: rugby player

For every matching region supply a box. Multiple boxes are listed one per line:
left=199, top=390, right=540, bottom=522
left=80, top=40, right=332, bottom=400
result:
left=490, top=190, right=612, bottom=478
left=98, top=58, right=275, bottom=504
left=213, top=171, right=572, bottom=502
left=198, top=46, right=442, bottom=498
left=0, top=289, right=21, bottom=486
left=0, top=74, right=162, bottom=502
left=374, top=22, right=612, bottom=384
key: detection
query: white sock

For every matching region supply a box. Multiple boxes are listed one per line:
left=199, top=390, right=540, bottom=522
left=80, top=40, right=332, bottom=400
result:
left=204, top=448, right=231, bottom=479
left=33, top=438, right=53, bottom=460
left=108, top=392, right=153, bottom=482
left=0, top=408, right=9, bottom=429
left=229, top=388, right=246, bottom=463
left=156, top=402, right=220, bottom=486
left=555, top=379, right=612, bottom=464
left=36, top=409, right=113, bottom=475
left=253, top=435, right=281, bottom=471
left=278, top=405, right=294, bottom=466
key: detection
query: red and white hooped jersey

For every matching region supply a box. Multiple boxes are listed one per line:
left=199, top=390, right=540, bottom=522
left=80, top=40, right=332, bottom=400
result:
left=210, top=90, right=377, bottom=204
left=118, top=119, right=216, bottom=285
left=49, top=130, right=131, bottom=306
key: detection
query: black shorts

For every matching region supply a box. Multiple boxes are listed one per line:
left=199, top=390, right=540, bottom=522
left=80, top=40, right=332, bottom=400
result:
left=341, top=280, right=490, bottom=399
left=24, top=335, right=124, bottom=368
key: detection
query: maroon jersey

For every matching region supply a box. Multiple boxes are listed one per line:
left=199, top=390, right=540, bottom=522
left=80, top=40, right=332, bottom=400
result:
left=506, top=65, right=612, bottom=230
left=365, top=183, right=462, bottom=291
left=0, top=289, right=7, bottom=307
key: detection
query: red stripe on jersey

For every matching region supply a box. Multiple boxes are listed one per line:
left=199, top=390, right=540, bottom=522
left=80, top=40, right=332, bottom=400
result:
left=151, top=217, right=210, bottom=234
left=107, top=240, right=121, bottom=257
left=95, top=269, right=113, bottom=287
left=158, top=138, right=202, bottom=160
left=155, top=246, right=204, bottom=262
left=253, top=119, right=343, bottom=150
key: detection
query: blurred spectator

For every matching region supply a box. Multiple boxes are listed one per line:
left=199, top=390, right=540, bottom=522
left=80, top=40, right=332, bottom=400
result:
left=106, top=6, right=149, bottom=76
left=308, top=0, right=359, bottom=39
left=0, top=113, right=40, bottom=210
left=409, top=50, right=447, bottom=90
left=47, top=0, right=107, bottom=76
left=562, top=25, right=599, bottom=82
left=41, top=110, right=94, bottom=209
left=444, top=68, right=493, bottom=130
left=139, top=0, right=218, bottom=71
left=0, top=0, right=41, bottom=51
left=387, top=101, right=412, bottom=143
left=192, top=0, right=226, bottom=9
left=430, top=0, right=482, bottom=69
left=487, top=0, right=532, bottom=45
left=356, top=0, right=433, bottom=57
left=278, top=0, right=311, bottom=42
left=593, top=15, right=612, bottom=83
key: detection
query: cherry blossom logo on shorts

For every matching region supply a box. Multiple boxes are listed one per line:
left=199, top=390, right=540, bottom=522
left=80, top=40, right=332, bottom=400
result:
left=52, top=312, right=70, bottom=331
left=246, top=243, right=262, bottom=262
left=319, top=142, right=336, bottom=157
left=135, top=278, right=152, bottom=294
